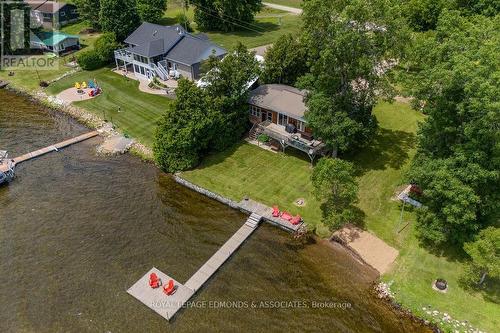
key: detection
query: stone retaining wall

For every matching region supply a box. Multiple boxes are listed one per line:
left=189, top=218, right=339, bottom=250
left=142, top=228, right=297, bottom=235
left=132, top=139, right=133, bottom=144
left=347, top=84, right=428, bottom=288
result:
left=173, top=175, right=241, bottom=210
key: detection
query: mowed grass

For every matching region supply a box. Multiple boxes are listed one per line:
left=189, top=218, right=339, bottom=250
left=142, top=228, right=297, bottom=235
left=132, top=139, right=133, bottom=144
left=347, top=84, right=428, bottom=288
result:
left=182, top=101, right=421, bottom=237
left=46, top=68, right=173, bottom=146
left=0, top=21, right=100, bottom=91
left=162, top=2, right=302, bottom=49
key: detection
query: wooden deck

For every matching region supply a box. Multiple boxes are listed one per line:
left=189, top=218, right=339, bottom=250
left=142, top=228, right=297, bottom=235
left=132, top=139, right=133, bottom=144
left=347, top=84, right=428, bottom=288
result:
left=239, top=198, right=303, bottom=232
left=0, top=131, right=99, bottom=174
left=127, top=213, right=263, bottom=321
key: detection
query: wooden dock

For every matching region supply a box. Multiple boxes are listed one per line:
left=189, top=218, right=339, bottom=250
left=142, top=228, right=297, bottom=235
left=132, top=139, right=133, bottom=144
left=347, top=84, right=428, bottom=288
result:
left=239, top=198, right=304, bottom=232
left=0, top=131, right=99, bottom=174
left=127, top=213, right=263, bottom=321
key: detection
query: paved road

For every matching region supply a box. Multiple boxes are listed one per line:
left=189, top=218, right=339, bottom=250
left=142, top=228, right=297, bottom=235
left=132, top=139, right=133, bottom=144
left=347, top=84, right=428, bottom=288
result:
left=263, top=2, right=303, bottom=15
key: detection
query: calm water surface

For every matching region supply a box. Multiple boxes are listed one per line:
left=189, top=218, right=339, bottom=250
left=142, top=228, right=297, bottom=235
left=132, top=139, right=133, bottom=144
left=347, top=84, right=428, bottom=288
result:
left=0, top=90, right=430, bottom=333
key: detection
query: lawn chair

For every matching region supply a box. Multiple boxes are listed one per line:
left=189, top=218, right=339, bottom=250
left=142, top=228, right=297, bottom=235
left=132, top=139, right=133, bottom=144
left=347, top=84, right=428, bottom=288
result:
left=149, top=272, right=161, bottom=289
left=281, top=211, right=293, bottom=221
left=163, top=279, right=177, bottom=296
left=290, top=215, right=302, bottom=225
left=272, top=206, right=280, bottom=217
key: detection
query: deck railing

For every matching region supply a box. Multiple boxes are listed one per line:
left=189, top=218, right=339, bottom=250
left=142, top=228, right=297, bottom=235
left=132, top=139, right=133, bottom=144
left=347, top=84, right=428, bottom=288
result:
left=114, top=49, right=134, bottom=63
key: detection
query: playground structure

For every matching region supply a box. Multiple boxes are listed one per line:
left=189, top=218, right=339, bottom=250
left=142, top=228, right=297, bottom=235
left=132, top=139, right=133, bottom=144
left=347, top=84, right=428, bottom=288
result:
left=74, top=80, right=101, bottom=98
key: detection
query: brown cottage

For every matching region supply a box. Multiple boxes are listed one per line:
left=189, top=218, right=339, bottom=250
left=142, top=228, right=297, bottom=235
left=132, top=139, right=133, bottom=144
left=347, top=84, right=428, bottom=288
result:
left=248, top=84, right=326, bottom=163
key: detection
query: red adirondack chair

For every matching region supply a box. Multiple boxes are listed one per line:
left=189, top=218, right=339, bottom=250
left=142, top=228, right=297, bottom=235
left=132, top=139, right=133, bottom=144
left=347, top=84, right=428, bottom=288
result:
left=149, top=273, right=161, bottom=289
left=272, top=206, right=280, bottom=217
left=163, top=279, right=176, bottom=296
left=281, top=211, right=293, bottom=221
left=290, top=215, right=302, bottom=225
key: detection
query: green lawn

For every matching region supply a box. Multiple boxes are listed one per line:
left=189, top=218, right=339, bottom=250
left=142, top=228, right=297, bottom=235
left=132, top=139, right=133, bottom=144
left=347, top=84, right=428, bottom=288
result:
left=46, top=68, right=173, bottom=146
left=181, top=101, right=499, bottom=332
left=182, top=101, right=422, bottom=237
left=0, top=21, right=100, bottom=91
left=162, top=2, right=302, bottom=49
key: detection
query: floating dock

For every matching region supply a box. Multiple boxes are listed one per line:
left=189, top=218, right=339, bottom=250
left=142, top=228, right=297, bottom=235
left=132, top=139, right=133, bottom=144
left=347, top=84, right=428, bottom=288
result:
left=0, top=131, right=99, bottom=175
left=127, top=213, right=263, bottom=321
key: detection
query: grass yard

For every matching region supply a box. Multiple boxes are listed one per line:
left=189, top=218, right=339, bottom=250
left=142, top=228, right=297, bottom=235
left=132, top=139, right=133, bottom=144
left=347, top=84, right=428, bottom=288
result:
left=182, top=101, right=422, bottom=237
left=162, top=1, right=302, bottom=49
left=46, top=68, right=173, bottom=146
left=0, top=21, right=100, bottom=91
left=181, top=101, right=499, bottom=331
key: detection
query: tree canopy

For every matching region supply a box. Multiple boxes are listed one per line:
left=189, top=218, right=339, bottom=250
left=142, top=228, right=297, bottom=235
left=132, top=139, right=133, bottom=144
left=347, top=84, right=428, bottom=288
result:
left=136, top=0, right=168, bottom=24
left=191, top=0, right=262, bottom=32
left=74, top=0, right=101, bottom=29
left=261, top=34, right=308, bottom=86
left=406, top=11, right=500, bottom=246
left=311, top=158, right=359, bottom=230
left=202, top=43, right=260, bottom=151
left=99, top=0, right=141, bottom=41
left=463, top=227, right=500, bottom=287
left=154, top=44, right=260, bottom=172
left=299, top=0, right=408, bottom=156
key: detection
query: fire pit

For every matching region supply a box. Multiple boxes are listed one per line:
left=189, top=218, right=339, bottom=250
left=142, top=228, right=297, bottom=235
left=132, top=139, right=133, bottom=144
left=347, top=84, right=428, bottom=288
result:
left=432, top=278, right=448, bottom=293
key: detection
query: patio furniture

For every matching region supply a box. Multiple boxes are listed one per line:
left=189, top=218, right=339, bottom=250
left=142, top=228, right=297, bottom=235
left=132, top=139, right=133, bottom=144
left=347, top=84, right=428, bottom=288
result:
left=163, top=279, right=176, bottom=296
left=290, top=215, right=302, bottom=225
left=149, top=273, right=161, bottom=289
left=272, top=206, right=280, bottom=217
left=281, top=211, right=293, bottom=221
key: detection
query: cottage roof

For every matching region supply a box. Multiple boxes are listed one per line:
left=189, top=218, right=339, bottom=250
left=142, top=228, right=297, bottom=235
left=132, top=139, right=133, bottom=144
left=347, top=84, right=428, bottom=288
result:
left=25, top=1, right=71, bottom=14
left=249, top=84, right=308, bottom=120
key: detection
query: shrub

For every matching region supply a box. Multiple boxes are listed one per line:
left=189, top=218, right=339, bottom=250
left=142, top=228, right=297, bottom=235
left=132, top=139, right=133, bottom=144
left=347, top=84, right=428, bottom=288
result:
left=77, top=50, right=103, bottom=70
left=94, top=32, right=120, bottom=64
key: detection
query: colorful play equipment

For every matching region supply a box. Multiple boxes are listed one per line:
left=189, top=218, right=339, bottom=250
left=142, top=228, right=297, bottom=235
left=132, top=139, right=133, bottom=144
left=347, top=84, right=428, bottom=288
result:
left=272, top=206, right=280, bottom=217
left=163, top=279, right=176, bottom=296
left=88, top=87, right=101, bottom=97
left=149, top=272, right=161, bottom=289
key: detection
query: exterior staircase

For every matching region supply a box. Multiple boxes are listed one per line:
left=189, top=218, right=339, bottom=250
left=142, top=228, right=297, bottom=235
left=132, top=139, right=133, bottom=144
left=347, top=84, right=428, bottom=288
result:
left=248, top=123, right=263, bottom=141
left=152, top=62, right=169, bottom=81
left=245, top=213, right=262, bottom=229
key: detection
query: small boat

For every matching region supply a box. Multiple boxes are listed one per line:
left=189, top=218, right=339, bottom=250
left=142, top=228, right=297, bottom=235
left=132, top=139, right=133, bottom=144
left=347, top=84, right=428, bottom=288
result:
left=0, top=151, right=15, bottom=185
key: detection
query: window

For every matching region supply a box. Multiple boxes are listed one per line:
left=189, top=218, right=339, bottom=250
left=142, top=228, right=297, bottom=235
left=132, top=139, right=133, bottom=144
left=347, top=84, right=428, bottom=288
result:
left=60, top=12, right=66, bottom=17
left=278, top=113, right=288, bottom=126
left=297, top=120, right=305, bottom=132
left=250, top=105, right=261, bottom=117
left=267, top=112, right=272, bottom=121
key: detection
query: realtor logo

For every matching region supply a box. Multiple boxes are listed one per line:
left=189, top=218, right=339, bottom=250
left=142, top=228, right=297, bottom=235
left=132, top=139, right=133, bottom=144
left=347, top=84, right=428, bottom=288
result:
left=1, top=1, right=59, bottom=71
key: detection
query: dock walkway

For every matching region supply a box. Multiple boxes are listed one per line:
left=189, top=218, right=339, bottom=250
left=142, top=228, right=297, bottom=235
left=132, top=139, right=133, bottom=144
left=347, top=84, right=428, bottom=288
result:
left=239, top=198, right=304, bottom=232
left=0, top=131, right=99, bottom=173
left=127, top=213, right=263, bottom=321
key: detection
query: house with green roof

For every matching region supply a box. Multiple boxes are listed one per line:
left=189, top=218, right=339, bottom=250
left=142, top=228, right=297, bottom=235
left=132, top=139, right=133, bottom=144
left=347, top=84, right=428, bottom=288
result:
left=31, top=31, right=80, bottom=55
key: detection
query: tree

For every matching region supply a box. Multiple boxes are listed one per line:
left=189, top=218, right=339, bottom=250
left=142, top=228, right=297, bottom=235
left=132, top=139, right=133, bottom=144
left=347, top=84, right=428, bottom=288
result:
left=191, top=0, right=262, bottom=32
left=299, top=0, right=408, bottom=156
left=462, top=227, right=500, bottom=287
left=406, top=11, right=500, bottom=246
left=202, top=43, right=260, bottom=151
left=77, top=32, right=120, bottom=70
left=403, top=0, right=455, bottom=31
left=261, top=34, right=308, bottom=85
left=311, top=158, right=359, bottom=230
left=99, top=0, right=140, bottom=41
left=74, top=0, right=101, bottom=29
left=154, top=80, right=217, bottom=172
left=136, top=0, right=167, bottom=24
left=456, top=0, right=500, bottom=16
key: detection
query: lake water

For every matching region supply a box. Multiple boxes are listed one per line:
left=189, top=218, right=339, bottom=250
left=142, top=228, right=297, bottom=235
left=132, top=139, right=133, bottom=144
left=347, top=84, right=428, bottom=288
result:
left=0, top=90, right=430, bottom=332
